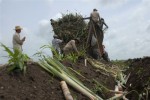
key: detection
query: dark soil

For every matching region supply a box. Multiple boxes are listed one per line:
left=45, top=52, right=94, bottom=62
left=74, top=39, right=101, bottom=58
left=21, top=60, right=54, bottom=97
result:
left=0, top=63, right=65, bottom=100
left=1, top=57, right=149, bottom=100
left=0, top=59, right=115, bottom=100
left=125, top=57, right=150, bottom=100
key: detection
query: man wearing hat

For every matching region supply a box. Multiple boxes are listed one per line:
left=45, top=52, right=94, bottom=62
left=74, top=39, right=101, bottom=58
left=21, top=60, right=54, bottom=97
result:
left=63, top=38, right=80, bottom=56
left=52, top=34, right=63, bottom=57
left=12, top=26, right=26, bottom=52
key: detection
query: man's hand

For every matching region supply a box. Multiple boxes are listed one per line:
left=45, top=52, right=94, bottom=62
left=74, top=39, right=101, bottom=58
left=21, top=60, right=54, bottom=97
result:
left=22, top=37, right=26, bottom=41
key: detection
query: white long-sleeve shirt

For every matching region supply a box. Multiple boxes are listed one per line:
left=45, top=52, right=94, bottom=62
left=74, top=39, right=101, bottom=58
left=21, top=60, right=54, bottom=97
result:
left=52, top=38, right=63, bottom=52
left=12, top=32, right=23, bottom=51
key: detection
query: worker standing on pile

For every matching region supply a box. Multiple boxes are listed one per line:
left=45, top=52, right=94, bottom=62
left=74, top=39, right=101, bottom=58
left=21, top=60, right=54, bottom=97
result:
left=52, top=34, right=63, bottom=57
left=62, top=38, right=80, bottom=56
left=90, top=8, right=101, bottom=28
left=101, top=45, right=110, bottom=62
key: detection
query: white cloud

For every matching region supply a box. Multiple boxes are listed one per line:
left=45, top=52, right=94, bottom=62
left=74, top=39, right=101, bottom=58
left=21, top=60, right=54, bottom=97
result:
left=146, top=24, right=150, bottom=32
left=0, top=31, right=12, bottom=64
left=102, top=0, right=150, bottom=60
left=38, top=19, right=52, bottom=39
left=45, top=0, right=54, bottom=4
left=80, top=0, right=99, bottom=3
left=46, top=0, right=54, bottom=2
left=39, top=19, right=49, bottom=27
left=100, top=0, right=128, bottom=4
left=0, top=0, right=149, bottom=63
left=99, top=0, right=129, bottom=8
left=52, top=13, right=62, bottom=20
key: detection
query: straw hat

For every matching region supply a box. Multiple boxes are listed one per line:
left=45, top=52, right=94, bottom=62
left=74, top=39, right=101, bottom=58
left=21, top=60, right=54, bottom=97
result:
left=14, top=26, right=23, bottom=30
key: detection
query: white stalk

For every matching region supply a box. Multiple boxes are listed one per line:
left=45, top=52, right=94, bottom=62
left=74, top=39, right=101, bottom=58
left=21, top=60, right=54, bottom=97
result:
left=60, top=81, right=73, bottom=100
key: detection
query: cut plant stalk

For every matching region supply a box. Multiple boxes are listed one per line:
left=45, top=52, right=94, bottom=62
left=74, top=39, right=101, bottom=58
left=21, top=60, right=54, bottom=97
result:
left=60, top=81, right=73, bottom=100
left=46, top=58, right=100, bottom=98
left=67, top=67, right=86, bottom=79
left=107, top=92, right=127, bottom=100
left=87, top=58, right=121, bottom=78
left=38, top=57, right=103, bottom=100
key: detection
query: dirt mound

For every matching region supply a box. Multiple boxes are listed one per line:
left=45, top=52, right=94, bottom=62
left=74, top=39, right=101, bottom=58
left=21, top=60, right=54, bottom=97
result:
left=0, top=63, right=65, bottom=100
left=0, top=59, right=116, bottom=100
left=1, top=56, right=149, bottom=100
left=125, top=57, right=150, bottom=99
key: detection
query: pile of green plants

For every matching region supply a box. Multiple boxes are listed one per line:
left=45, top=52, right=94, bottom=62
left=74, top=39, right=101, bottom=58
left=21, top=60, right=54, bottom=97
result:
left=51, top=13, right=88, bottom=43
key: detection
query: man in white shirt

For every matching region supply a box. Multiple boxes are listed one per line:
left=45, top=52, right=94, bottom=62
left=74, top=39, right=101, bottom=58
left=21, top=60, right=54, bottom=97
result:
left=12, top=26, right=26, bottom=52
left=101, top=45, right=110, bottom=62
left=52, top=34, right=63, bottom=56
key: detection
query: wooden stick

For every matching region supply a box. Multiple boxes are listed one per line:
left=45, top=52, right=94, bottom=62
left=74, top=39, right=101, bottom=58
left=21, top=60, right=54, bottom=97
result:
left=85, top=59, right=87, bottom=67
left=60, top=81, right=73, bottom=100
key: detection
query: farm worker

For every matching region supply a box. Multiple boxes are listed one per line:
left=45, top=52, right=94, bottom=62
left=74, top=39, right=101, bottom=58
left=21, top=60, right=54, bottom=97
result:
left=12, top=26, right=26, bottom=52
left=101, top=45, right=110, bottom=62
left=63, top=38, right=80, bottom=56
left=52, top=34, right=63, bottom=56
left=90, top=8, right=101, bottom=28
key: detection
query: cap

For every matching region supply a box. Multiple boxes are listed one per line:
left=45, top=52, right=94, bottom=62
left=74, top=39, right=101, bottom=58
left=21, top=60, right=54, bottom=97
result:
left=53, top=34, right=58, bottom=38
left=93, top=8, right=98, bottom=11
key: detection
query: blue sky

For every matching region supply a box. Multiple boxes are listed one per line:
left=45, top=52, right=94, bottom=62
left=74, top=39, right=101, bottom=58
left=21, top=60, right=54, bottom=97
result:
left=0, top=0, right=150, bottom=64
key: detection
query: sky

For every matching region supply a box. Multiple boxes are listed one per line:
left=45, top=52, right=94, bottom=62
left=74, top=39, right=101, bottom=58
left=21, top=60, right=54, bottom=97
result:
left=0, top=0, right=150, bottom=64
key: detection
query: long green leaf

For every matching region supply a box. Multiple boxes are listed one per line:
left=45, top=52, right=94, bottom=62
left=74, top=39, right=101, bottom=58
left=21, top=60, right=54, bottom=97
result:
left=0, top=43, right=14, bottom=57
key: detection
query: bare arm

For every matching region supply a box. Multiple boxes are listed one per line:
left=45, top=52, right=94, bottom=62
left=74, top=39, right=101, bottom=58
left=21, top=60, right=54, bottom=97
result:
left=98, top=13, right=101, bottom=22
left=71, top=40, right=79, bottom=53
left=103, top=21, right=108, bottom=28
left=82, top=17, right=91, bottom=20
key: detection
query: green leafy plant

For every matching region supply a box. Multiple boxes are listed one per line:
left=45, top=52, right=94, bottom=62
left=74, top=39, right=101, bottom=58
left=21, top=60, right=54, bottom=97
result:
left=64, top=49, right=86, bottom=63
left=39, top=44, right=64, bottom=61
left=0, top=43, right=29, bottom=74
left=65, top=53, right=79, bottom=63
left=36, top=44, right=85, bottom=63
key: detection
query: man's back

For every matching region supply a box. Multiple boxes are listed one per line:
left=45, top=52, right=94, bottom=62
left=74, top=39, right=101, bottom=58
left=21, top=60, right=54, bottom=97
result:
left=63, top=40, right=75, bottom=51
left=64, top=40, right=79, bottom=52
left=90, top=11, right=100, bottom=22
